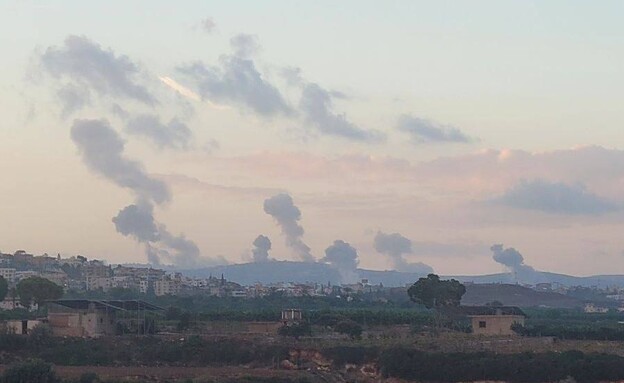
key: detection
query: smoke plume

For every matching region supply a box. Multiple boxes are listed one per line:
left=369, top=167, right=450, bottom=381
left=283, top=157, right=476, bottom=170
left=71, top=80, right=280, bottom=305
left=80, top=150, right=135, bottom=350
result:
left=491, top=244, right=537, bottom=282
left=322, top=240, right=360, bottom=283
left=251, top=235, right=272, bottom=262
left=263, top=193, right=314, bottom=262
left=374, top=231, right=433, bottom=274
left=71, top=118, right=222, bottom=268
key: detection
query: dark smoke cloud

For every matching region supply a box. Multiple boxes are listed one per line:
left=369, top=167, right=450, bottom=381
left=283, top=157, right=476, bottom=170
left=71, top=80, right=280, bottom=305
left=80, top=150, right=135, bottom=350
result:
left=498, top=179, right=619, bottom=215
left=322, top=240, right=360, bottom=283
left=72, top=118, right=223, bottom=268
left=251, top=234, right=272, bottom=262
left=397, top=115, right=472, bottom=144
left=263, top=193, right=314, bottom=262
left=112, top=203, right=159, bottom=242
left=41, top=35, right=155, bottom=111
left=374, top=231, right=433, bottom=274
left=177, top=35, right=292, bottom=117
left=126, top=114, right=192, bottom=150
left=299, top=83, right=383, bottom=142
left=491, top=244, right=537, bottom=282
left=70, top=119, right=170, bottom=204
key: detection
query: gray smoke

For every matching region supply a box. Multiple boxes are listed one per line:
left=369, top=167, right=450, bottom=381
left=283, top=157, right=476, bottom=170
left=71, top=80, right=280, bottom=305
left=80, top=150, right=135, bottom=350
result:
left=41, top=35, right=155, bottom=114
left=263, top=193, right=314, bottom=262
left=397, top=115, right=472, bottom=144
left=126, top=114, right=192, bottom=150
left=374, top=231, right=434, bottom=274
left=72, top=118, right=222, bottom=268
left=70, top=119, right=170, bottom=203
left=491, top=244, right=537, bottom=282
left=230, top=33, right=260, bottom=58
left=112, top=202, right=159, bottom=242
left=299, top=83, right=383, bottom=142
left=251, top=235, right=272, bottom=262
left=322, top=240, right=360, bottom=283
left=177, top=35, right=292, bottom=117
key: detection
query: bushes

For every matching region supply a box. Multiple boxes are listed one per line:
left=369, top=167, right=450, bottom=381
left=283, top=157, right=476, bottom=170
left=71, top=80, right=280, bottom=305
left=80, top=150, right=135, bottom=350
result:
left=378, top=348, right=624, bottom=382
left=2, top=359, right=59, bottom=383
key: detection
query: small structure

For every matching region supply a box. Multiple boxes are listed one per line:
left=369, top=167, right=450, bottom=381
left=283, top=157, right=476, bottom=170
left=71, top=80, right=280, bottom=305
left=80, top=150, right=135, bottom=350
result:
left=47, top=299, right=162, bottom=337
left=462, top=306, right=526, bottom=336
left=5, top=319, right=44, bottom=335
left=281, top=308, right=302, bottom=323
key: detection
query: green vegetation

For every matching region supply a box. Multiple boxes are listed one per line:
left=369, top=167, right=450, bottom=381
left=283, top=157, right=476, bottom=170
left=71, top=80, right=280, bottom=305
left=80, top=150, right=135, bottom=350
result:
left=379, top=348, right=624, bottom=382
left=277, top=321, right=312, bottom=338
left=407, top=274, right=466, bottom=310
left=2, top=359, right=60, bottom=383
left=0, top=276, right=7, bottom=302
left=16, top=277, right=63, bottom=307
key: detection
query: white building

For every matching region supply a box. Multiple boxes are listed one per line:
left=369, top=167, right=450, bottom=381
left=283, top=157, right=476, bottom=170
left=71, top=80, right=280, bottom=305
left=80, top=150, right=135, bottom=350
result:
left=0, top=268, right=16, bottom=283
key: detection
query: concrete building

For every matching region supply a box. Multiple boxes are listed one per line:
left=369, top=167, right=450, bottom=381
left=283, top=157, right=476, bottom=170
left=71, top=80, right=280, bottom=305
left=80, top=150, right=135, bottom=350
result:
left=0, top=268, right=16, bottom=283
left=281, top=308, right=303, bottom=323
left=5, top=319, right=44, bottom=335
left=462, top=306, right=526, bottom=336
left=153, top=278, right=180, bottom=296
left=47, top=299, right=162, bottom=337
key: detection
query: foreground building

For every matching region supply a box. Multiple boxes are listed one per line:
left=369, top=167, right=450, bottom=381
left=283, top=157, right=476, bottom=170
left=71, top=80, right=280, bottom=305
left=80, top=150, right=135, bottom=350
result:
left=47, top=299, right=162, bottom=337
left=462, top=306, right=526, bottom=336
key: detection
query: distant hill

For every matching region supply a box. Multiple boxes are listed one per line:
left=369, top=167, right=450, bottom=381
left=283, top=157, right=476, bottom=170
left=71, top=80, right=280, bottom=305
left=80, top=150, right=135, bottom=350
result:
left=176, top=261, right=624, bottom=288
left=461, top=283, right=583, bottom=309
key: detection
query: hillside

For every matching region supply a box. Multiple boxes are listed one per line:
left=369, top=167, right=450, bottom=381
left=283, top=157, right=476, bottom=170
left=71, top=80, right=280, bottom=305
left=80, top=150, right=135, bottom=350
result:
left=461, top=283, right=583, bottom=308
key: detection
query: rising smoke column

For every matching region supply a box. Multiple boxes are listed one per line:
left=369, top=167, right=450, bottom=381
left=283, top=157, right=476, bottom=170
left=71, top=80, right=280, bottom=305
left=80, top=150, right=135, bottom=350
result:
left=263, top=193, right=314, bottom=262
left=322, top=240, right=360, bottom=283
left=374, top=231, right=433, bottom=274
left=71, top=118, right=221, bottom=268
left=251, top=235, right=272, bottom=262
left=491, top=244, right=537, bottom=282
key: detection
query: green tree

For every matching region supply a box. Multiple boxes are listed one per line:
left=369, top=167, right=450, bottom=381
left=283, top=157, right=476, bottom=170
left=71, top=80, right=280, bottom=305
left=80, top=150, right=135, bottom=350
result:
left=407, top=274, right=466, bottom=331
left=0, top=276, right=7, bottom=302
left=334, top=319, right=363, bottom=339
left=407, top=274, right=465, bottom=309
left=278, top=321, right=312, bottom=339
left=16, top=277, right=63, bottom=308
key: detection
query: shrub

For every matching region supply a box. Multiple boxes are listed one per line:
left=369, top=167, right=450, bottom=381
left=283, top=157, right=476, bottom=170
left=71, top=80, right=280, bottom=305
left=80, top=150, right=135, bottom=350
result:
left=2, top=359, right=59, bottom=383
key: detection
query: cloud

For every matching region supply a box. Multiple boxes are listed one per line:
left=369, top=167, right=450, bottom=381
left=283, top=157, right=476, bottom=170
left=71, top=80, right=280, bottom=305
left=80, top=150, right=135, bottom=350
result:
left=177, top=37, right=292, bottom=117
left=263, top=193, right=314, bottom=262
left=322, top=240, right=360, bottom=283
left=299, top=83, right=383, bottom=142
left=159, top=76, right=201, bottom=102
left=200, top=17, right=216, bottom=34
left=497, top=179, right=619, bottom=215
left=57, top=83, right=91, bottom=118
left=70, top=119, right=170, bottom=204
left=230, top=33, right=260, bottom=58
left=126, top=114, right=192, bottom=150
left=397, top=115, right=472, bottom=143
left=41, top=35, right=155, bottom=107
left=251, top=234, right=272, bottom=262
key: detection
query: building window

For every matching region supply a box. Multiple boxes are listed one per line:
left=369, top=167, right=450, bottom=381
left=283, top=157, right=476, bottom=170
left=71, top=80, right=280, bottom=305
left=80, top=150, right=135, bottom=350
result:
left=479, top=321, right=487, bottom=328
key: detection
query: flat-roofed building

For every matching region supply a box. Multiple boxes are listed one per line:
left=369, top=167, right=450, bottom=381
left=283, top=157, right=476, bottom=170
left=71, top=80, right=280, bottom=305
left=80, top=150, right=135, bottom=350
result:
left=462, top=306, right=526, bottom=336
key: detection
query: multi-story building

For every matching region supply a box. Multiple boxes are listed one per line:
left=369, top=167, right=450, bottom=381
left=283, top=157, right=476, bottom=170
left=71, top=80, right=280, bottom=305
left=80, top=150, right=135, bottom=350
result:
left=153, top=277, right=181, bottom=296
left=0, top=267, right=16, bottom=283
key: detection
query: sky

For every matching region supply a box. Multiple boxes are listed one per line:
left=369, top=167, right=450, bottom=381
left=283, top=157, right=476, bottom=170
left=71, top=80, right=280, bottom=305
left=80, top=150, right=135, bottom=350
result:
left=1, top=0, right=624, bottom=276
